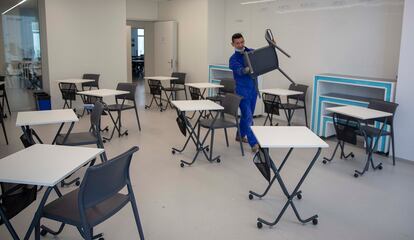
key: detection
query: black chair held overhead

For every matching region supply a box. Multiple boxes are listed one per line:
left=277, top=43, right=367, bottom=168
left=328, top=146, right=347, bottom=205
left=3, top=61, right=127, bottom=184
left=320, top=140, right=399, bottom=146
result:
left=0, top=106, right=7, bottom=145
left=55, top=101, right=108, bottom=187
left=199, top=93, right=244, bottom=158
left=280, top=83, right=309, bottom=127
left=80, top=73, right=101, bottom=116
left=262, top=92, right=281, bottom=126
left=360, top=99, right=398, bottom=165
left=145, top=79, right=165, bottom=112
left=59, top=82, right=78, bottom=109
left=207, top=78, right=235, bottom=104
left=323, top=113, right=358, bottom=164
left=38, top=146, right=145, bottom=240
left=0, top=76, right=11, bottom=117
left=0, top=183, right=37, bottom=239
left=163, top=72, right=187, bottom=101
left=107, top=83, right=141, bottom=140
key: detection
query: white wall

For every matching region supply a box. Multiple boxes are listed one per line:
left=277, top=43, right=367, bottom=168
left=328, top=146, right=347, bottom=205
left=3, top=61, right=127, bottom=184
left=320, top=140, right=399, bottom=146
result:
left=126, top=0, right=158, bottom=21
left=221, top=0, right=403, bottom=122
left=207, top=0, right=226, bottom=64
left=43, top=0, right=127, bottom=108
left=158, top=0, right=209, bottom=83
left=395, top=0, right=414, bottom=161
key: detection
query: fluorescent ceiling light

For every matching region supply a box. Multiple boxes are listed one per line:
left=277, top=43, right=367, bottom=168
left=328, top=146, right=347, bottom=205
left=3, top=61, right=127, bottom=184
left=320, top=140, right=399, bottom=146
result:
left=2, top=0, right=27, bottom=15
left=241, top=0, right=276, bottom=5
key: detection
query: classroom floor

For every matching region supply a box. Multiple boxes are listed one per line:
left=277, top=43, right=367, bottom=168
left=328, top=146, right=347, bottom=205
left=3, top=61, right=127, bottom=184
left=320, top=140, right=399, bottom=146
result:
left=0, top=88, right=413, bottom=240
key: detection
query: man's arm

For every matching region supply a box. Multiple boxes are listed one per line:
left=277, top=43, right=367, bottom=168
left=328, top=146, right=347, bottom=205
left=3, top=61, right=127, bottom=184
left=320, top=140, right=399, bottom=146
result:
left=229, top=56, right=249, bottom=76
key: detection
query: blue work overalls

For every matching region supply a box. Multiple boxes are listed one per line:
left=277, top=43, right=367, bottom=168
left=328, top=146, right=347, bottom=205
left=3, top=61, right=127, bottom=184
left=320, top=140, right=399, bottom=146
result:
left=229, top=48, right=258, bottom=147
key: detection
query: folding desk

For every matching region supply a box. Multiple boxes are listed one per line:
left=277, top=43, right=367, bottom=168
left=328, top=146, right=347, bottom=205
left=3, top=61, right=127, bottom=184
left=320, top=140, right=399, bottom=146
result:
left=185, top=82, right=223, bottom=98
left=144, top=76, right=179, bottom=110
left=0, top=144, right=104, bottom=240
left=260, top=88, right=303, bottom=126
left=171, top=100, right=224, bottom=167
left=77, top=89, right=129, bottom=141
left=250, top=126, right=328, bottom=228
left=325, top=105, right=392, bottom=177
left=16, top=109, right=79, bottom=145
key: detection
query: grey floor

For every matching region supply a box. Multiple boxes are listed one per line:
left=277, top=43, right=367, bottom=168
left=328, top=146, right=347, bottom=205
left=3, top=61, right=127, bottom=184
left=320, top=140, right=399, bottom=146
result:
left=0, top=85, right=414, bottom=240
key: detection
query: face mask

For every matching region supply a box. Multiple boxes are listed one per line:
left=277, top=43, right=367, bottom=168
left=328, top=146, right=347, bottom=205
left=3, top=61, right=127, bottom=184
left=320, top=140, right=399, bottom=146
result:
left=235, top=47, right=245, bottom=53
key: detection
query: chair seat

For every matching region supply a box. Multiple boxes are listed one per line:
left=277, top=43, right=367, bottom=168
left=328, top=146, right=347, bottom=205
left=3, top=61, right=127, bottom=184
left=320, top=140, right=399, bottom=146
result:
left=163, top=86, right=185, bottom=91
left=43, top=189, right=130, bottom=227
left=199, top=118, right=237, bottom=129
left=281, top=103, right=305, bottom=109
left=106, top=104, right=134, bottom=111
left=55, top=132, right=98, bottom=146
left=206, top=95, right=224, bottom=102
left=359, top=125, right=390, bottom=137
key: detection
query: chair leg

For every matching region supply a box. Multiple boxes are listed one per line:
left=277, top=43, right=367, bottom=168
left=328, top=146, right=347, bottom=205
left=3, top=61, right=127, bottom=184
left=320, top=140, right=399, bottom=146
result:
left=303, top=103, right=309, bottom=128
left=4, top=92, right=11, bottom=115
left=134, top=102, right=142, bottom=131
left=1, top=120, right=8, bottom=145
left=391, top=125, right=396, bottom=166
left=128, top=186, right=145, bottom=240
left=184, top=88, right=188, bottom=100
left=224, top=128, right=229, bottom=147
left=237, top=125, right=244, bottom=156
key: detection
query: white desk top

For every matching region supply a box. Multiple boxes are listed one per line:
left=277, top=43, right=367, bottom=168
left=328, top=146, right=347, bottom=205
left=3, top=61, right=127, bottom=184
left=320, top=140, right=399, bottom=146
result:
left=56, top=79, right=95, bottom=84
left=144, top=76, right=178, bottom=81
left=326, top=105, right=392, bottom=120
left=16, top=109, right=79, bottom=127
left=252, top=126, right=329, bottom=149
left=260, top=88, right=303, bottom=96
left=172, top=100, right=224, bottom=112
left=185, top=82, right=224, bottom=89
left=77, top=89, right=129, bottom=98
left=0, top=144, right=104, bottom=187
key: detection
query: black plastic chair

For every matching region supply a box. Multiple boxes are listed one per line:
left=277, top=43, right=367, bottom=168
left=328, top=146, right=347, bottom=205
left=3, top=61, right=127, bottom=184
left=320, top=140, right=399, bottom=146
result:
left=0, top=106, right=7, bottom=145
left=55, top=101, right=108, bottom=187
left=163, top=72, right=187, bottom=100
left=82, top=74, right=100, bottom=91
left=207, top=78, right=235, bottom=104
left=280, top=84, right=309, bottom=127
left=0, top=76, right=11, bottom=117
left=59, top=82, right=78, bottom=109
left=360, top=99, right=399, bottom=165
left=0, top=183, right=37, bottom=239
left=262, top=92, right=281, bottom=126
left=107, top=83, right=141, bottom=137
left=187, top=86, right=204, bottom=119
left=145, top=79, right=164, bottom=112
left=38, top=146, right=145, bottom=240
left=199, top=93, right=244, bottom=157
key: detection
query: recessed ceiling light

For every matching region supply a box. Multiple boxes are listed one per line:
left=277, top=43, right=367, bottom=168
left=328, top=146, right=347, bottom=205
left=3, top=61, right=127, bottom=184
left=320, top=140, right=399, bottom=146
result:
left=241, top=0, right=276, bottom=5
left=2, top=0, right=27, bottom=15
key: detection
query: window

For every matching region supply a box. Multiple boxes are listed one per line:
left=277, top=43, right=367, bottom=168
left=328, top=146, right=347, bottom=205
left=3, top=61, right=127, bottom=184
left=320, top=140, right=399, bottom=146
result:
left=137, top=29, right=144, bottom=56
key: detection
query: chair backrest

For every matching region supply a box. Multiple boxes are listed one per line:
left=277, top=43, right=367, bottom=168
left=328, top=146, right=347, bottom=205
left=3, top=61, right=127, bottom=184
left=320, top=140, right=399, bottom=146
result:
left=368, top=99, right=398, bottom=125
left=332, top=113, right=358, bottom=145
left=222, top=93, right=242, bottom=117
left=59, top=82, right=77, bottom=100
left=219, top=78, right=235, bottom=95
left=0, top=76, right=5, bottom=91
left=148, top=79, right=162, bottom=96
left=262, top=92, right=281, bottom=115
left=288, top=83, right=308, bottom=102
left=78, top=146, right=139, bottom=209
left=188, top=86, right=202, bottom=100
left=171, top=72, right=186, bottom=85
left=0, top=183, right=37, bottom=223
left=116, top=83, right=136, bottom=101
left=82, top=73, right=100, bottom=90
left=90, top=101, right=105, bottom=133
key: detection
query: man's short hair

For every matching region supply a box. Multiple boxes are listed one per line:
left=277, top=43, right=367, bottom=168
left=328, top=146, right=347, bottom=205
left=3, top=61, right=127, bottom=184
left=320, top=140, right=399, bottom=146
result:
left=232, top=33, right=244, bottom=43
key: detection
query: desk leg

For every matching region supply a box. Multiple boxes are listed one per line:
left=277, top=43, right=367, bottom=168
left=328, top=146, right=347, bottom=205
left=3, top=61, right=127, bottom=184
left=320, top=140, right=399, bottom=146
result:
left=0, top=206, right=20, bottom=240
left=172, top=111, right=204, bottom=154
left=24, top=187, right=53, bottom=240
left=322, top=141, right=355, bottom=164
left=51, top=122, right=66, bottom=144
left=354, top=119, right=386, bottom=178
left=256, top=148, right=321, bottom=229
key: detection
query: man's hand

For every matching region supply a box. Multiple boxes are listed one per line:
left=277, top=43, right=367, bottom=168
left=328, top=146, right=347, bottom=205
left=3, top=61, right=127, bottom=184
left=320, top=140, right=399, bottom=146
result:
left=243, top=67, right=250, bottom=74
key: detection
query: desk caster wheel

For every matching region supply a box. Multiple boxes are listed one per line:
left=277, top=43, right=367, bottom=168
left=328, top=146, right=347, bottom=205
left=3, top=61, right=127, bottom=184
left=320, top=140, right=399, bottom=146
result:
left=312, top=218, right=318, bottom=225
left=378, top=165, right=383, bottom=170
left=351, top=153, right=355, bottom=158
left=206, top=147, right=209, bottom=152
left=172, top=150, right=176, bottom=154
left=322, top=160, right=327, bottom=164
left=99, top=238, right=104, bottom=240
left=40, top=229, right=47, bottom=236
left=145, top=106, right=149, bottom=109
left=180, top=163, right=185, bottom=168
left=248, top=194, right=253, bottom=200
left=103, top=140, right=107, bottom=143
left=354, top=173, right=359, bottom=178
left=297, top=193, right=302, bottom=200
left=257, top=222, right=263, bottom=229
left=75, top=181, right=80, bottom=186
left=125, top=132, right=129, bottom=136
left=216, top=158, right=221, bottom=163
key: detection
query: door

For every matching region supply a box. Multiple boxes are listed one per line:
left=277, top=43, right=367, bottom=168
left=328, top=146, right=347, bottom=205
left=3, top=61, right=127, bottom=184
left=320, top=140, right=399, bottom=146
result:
left=154, top=21, right=177, bottom=76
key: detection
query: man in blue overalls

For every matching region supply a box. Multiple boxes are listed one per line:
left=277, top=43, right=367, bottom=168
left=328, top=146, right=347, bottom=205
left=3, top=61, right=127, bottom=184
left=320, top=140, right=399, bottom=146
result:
left=229, top=33, right=259, bottom=153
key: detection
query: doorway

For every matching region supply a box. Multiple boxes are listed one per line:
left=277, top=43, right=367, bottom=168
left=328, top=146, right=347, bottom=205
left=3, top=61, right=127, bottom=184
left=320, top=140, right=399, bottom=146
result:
left=131, top=28, right=144, bottom=82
